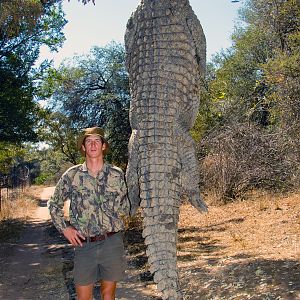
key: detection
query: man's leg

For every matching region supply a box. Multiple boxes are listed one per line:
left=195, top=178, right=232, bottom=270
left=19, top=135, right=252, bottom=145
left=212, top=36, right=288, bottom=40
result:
left=76, top=283, right=94, bottom=300
left=100, top=280, right=117, bottom=300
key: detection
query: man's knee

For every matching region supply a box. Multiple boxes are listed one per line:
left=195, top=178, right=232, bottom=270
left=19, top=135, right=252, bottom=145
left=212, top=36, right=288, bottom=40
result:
left=100, top=280, right=117, bottom=300
left=76, top=284, right=93, bottom=300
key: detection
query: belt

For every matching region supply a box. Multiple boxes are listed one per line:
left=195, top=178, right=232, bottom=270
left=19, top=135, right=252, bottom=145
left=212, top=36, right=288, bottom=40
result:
left=82, top=232, right=117, bottom=243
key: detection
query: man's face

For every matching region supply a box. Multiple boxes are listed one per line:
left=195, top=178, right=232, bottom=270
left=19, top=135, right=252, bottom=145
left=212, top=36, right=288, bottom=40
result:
left=82, top=134, right=106, bottom=158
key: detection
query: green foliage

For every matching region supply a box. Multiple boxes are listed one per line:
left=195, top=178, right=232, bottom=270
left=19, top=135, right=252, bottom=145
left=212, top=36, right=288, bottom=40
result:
left=37, top=148, right=73, bottom=184
left=191, top=63, right=227, bottom=142
left=211, top=30, right=274, bottom=126
left=0, top=69, right=39, bottom=143
left=40, top=42, right=131, bottom=167
left=23, top=143, right=73, bottom=185
left=196, top=0, right=300, bottom=201
left=0, top=0, right=44, bottom=40
left=201, top=0, right=299, bottom=129
left=38, top=110, right=80, bottom=165
left=0, top=142, right=26, bottom=174
left=34, top=173, right=51, bottom=185
left=0, top=0, right=66, bottom=144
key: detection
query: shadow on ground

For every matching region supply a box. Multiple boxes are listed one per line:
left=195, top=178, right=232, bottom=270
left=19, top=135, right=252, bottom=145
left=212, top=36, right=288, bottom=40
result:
left=2, top=215, right=298, bottom=300
left=177, top=223, right=300, bottom=300
left=45, top=224, right=161, bottom=299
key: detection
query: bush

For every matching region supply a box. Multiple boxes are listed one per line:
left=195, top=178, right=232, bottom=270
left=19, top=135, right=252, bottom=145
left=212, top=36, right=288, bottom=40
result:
left=33, top=173, right=52, bottom=185
left=198, top=123, right=296, bottom=202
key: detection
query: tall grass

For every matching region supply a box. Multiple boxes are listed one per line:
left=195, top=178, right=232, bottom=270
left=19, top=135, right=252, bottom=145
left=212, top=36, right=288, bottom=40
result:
left=0, top=187, right=39, bottom=221
left=0, top=187, right=41, bottom=243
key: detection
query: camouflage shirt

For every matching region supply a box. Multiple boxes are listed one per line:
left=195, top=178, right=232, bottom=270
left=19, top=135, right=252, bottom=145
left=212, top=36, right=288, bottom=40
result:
left=48, top=162, right=130, bottom=237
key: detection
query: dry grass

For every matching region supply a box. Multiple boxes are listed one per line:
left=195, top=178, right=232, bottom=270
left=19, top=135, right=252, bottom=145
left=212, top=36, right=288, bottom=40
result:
left=0, top=185, right=44, bottom=243
left=120, top=191, right=300, bottom=299
left=177, top=191, right=300, bottom=299
left=0, top=186, right=42, bottom=221
left=179, top=191, right=300, bottom=259
left=1, top=185, right=298, bottom=299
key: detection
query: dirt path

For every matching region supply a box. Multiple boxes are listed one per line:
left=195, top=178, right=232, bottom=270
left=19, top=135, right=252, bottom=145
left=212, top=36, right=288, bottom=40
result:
left=0, top=187, right=160, bottom=300
left=1, top=187, right=299, bottom=299
left=0, top=187, right=68, bottom=300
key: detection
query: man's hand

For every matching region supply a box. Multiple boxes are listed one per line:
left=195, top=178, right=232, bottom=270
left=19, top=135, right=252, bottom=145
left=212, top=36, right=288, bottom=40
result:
left=63, top=227, right=85, bottom=247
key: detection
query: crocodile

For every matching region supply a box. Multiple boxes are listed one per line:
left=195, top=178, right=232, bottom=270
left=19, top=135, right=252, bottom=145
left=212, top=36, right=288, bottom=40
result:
left=125, top=0, right=208, bottom=299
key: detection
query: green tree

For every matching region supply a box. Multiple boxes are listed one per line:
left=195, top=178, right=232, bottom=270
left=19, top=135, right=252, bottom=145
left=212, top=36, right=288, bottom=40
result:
left=0, top=0, right=66, bottom=144
left=39, top=110, right=80, bottom=165
left=235, top=0, right=299, bottom=126
left=197, top=0, right=300, bottom=200
left=23, top=143, right=73, bottom=185
left=40, top=42, right=131, bottom=168
left=210, top=26, right=275, bottom=127
left=0, top=142, right=26, bottom=174
left=191, top=63, right=224, bottom=142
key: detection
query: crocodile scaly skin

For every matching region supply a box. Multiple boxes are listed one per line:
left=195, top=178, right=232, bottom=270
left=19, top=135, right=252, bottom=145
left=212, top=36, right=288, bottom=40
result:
left=125, top=1, right=207, bottom=298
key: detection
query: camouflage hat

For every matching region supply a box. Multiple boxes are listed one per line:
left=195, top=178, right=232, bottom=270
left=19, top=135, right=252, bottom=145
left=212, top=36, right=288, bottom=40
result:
left=77, top=127, right=109, bottom=156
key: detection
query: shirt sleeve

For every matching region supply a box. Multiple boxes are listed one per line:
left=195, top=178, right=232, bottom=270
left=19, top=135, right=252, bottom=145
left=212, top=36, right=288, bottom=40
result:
left=47, top=173, right=71, bottom=233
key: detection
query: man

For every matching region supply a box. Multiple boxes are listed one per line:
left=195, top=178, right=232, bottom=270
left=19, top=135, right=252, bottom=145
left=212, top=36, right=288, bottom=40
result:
left=48, top=127, right=130, bottom=300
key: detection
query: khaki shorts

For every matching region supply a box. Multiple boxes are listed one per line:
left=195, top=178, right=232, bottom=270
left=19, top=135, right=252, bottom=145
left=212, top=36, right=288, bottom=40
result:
left=73, top=232, right=126, bottom=285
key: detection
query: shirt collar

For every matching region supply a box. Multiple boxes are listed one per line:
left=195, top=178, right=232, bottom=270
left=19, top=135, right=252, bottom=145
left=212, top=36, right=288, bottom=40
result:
left=81, top=162, right=88, bottom=172
left=80, top=161, right=108, bottom=175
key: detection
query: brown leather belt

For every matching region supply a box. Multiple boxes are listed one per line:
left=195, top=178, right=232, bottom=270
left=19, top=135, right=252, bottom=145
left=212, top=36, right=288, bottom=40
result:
left=82, top=232, right=116, bottom=243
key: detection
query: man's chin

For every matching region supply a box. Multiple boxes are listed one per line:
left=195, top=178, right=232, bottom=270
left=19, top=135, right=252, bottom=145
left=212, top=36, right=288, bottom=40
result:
left=87, top=152, right=103, bottom=158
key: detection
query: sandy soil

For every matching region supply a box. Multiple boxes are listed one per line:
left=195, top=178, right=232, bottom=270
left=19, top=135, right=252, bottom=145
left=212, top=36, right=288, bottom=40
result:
left=0, top=187, right=299, bottom=300
left=0, top=187, right=159, bottom=300
left=0, top=187, right=65, bottom=300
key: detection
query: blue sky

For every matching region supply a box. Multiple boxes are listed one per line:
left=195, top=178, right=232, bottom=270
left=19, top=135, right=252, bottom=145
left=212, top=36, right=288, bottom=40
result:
left=39, top=0, right=244, bottom=66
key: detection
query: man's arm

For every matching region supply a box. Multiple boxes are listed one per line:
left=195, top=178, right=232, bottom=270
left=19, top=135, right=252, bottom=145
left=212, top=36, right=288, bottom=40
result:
left=48, top=176, right=69, bottom=233
left=48, top=174, right=85, bottom=246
